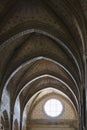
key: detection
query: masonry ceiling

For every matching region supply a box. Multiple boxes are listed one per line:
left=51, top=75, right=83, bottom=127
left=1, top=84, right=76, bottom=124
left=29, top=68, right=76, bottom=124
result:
left=0, top=0, right=87, bottom=130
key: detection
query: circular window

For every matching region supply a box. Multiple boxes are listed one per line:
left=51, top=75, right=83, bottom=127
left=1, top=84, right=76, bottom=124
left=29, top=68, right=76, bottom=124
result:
left=44, top=98, right=63, bottom=117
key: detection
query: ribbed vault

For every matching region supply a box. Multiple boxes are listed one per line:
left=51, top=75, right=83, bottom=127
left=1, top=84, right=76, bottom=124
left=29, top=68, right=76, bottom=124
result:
left=0, top=0, right=86, bottom=130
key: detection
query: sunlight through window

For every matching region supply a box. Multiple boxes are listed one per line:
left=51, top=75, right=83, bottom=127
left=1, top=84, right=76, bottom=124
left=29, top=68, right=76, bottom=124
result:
left=44, top=99, right=63, bottom=117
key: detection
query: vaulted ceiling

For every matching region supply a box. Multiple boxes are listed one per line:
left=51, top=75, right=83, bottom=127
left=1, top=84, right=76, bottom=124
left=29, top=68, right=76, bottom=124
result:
left=0, top=0, right=87, bottom=130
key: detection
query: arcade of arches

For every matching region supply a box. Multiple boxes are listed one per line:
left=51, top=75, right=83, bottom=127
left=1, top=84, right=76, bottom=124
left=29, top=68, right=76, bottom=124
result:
left=0, top=0, right=87, bottom=130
